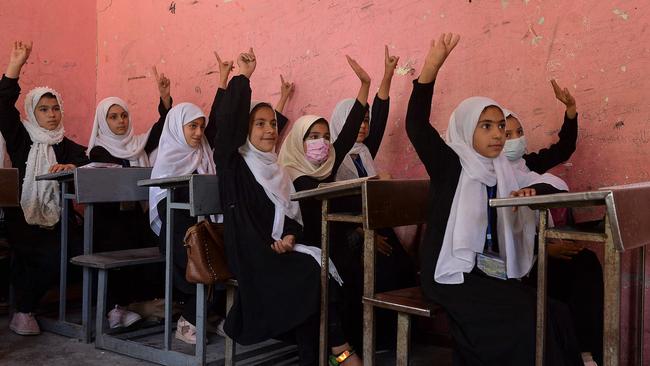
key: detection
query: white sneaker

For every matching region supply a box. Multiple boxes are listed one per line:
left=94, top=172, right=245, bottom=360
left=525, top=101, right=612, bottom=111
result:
left=107, top=305, right=142, bottom=329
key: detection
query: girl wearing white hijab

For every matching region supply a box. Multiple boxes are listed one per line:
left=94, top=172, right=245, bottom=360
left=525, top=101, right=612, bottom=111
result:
left=1, top=41, right=89, bottom=336
left=87, top=67, right=172, bottom=167
left=406, top=34, right=582, bottom=366
left=504, top=93, right=604, bottom=365
left=503, top=79, right=578, bottom=174
left=214, top=49, right=360, bottom=366
left=147, top=102, right=215, bottom=344
left=86, top=70, right=173, bottom=328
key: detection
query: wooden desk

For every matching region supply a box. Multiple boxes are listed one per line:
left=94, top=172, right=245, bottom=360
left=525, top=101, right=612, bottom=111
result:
left=291, top=178, right=430, bottom=366
left=491, top=182, right=650, bottom=366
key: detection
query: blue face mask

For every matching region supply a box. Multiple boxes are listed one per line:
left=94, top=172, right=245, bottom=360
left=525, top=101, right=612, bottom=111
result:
left=503, top=136, right=527, bottom=161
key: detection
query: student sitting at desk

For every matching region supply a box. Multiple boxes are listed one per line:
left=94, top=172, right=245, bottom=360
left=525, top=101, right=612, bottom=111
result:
left=406, top=33, right=583, bottom=365
left=214, top=48, right=361, bottom=366
left=503, top=84, right=603, bottom=365
left=86, top=67, right=174, bottom=328
left=326, top=47, right=416, bottom=350
left=0, top=41, right=89, bottom=336
left=149, top=102, right=216, bottom=345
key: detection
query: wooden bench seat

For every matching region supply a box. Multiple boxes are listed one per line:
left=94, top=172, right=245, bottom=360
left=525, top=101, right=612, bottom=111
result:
left=70, top=247, right=163, bottom=269
left=363, top=286, right=441, bottom=318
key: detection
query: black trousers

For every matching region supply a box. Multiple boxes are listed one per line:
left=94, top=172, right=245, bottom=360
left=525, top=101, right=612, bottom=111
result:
left=8, top=214, right=83, bottom=313
left=524, top=249, right=604, bottom=364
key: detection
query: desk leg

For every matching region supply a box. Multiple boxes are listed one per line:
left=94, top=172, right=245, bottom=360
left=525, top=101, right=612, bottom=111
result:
left=96, top=269, right=108, bottom=349
left=637, top=246, right=646, bottom=366
left=58, top=182, right=69, bottom=322
left=603, top=215, right=620, bottom=366
left=225, top=285, right=236, bottom=366
left=81, top=203, right=94, bottom=343
left=164, top=190, right=175, bottom=351
left=362, top=228, right=375, bottom=366
left=196, top=284, right=206, bottom=364
left=536, top=211, right=548, bottom=366
left=320, top=199, right=330, bottom=366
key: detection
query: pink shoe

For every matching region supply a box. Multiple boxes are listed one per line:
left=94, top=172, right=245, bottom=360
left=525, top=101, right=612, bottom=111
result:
left=107, top=305, right=142, bottom=329
left=175, top=316, right=197, bottom=344
left=9, top=312, right=41, bottom=335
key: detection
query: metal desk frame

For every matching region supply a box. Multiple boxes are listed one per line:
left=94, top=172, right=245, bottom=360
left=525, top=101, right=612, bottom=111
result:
left=138, top=174, right=291, bottom=366
left=291, top=178, right=430, bottom=366
left=491, top=186, right=649, bottom=366
left=35, top=167, right=153, bottom=342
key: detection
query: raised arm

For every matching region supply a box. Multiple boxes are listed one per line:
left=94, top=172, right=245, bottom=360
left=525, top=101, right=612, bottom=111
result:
left=365, top=46, right=398, bottom=157
left=406, top=33, right=461, bottom=178
left=332, top=56, right=371, bottom=173
left=0, top=41, right=32, bottom=154
left=524, top=80, right=578, bottom=174
left=206, top=51, right=234, bottom=148
left=276, top=74, right=294, bottom=115
left=145, top=66, right=174, bottom=153
left=213, top=48, right=255, bottom=167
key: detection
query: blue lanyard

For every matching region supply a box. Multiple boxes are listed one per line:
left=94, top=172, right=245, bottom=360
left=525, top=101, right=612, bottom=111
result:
left=352, top=155, right=368, bottom=177
left=485, top=185, right=497, bottom=253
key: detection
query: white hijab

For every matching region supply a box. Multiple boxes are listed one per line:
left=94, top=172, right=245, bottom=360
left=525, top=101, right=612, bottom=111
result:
left=502, top=108, right=531, bottom=173
left=87, top=97, right=152, bottom=167
left=240, top=102, right=302, bottom=240
left=434, top=97, right=568, bottom=284
left=21, top=87, right=66, bottom=227
left=148, top=103, right=216, bottom=235
left=330, top=98, right=376, bottom=181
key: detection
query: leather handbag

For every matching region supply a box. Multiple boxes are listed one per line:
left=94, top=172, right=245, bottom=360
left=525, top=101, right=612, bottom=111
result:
left=183, top=220, right=233, bottom=284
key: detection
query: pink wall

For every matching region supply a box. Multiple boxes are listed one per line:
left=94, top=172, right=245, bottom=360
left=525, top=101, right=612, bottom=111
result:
left=0, top=0, right=643, bottom=363
left=0, top=0, right=97, bottom=143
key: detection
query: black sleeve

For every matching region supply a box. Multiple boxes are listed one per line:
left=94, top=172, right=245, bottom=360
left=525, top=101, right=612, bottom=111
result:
left=0, top=75, right=31, bottom=155
left=525, top=183, right=567, bottom=195
left=281, top=216, right=303, bottom=240
left=205, top=88, right=225, bottom=149
left=331, top=100, right=367, bottom=175
left=89, top=146, right=124, bottom=165
left=213, top=75, right=252, bottom=168
left=62, top=138, right=90, bottom=167
left=144, top=96, right=173, bottom=154
left=276, top=110, right=289, bottom=134
left=364, top=94, right=389, bottom=158
left=405, top=79, right=460, bottom=179
left=523, top=113, right=578, bottom=174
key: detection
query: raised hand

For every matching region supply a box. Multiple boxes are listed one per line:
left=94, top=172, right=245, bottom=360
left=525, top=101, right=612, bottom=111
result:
left=346, top=55, right=371, bottom=106
left=419, top=33, right=460, bottom=83
left=379, top=45, right=399, bottom=99
left=276, top=74, right=295, bottom=113
left=346, top=55, right=371, bottom=85
left=237, top=47, right=256, bottom=79
left=6, top=41, right=33, bottom=78
left=214, top=51, right=234, bottom=89
left=384, top=45, right=399, bottom=75
left=551, top=79, right=577, bottom=119
left=152, top=66, right=172, bottom=110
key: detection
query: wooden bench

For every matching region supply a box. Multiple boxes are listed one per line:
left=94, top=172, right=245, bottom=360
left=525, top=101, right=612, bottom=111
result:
left=71, top=247, right=164, bottom=270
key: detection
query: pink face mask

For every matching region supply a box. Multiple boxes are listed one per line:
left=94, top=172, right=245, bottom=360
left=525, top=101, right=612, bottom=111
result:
left=304, top=138, right=330, bottom=165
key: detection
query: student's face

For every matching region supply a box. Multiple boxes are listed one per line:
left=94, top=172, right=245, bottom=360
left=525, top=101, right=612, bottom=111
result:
left=472, top=106, right=506, bottom=158
left=106, top=104, right=130, bottom=135
left=248, top=107, right=278, bottom=153
left=303, top=121, right=330, bottom=152
left=183, top=117, right=206, bottom=148
left=34, top=96, right=62, bottom=131
left=355, top=111, right=370, bottom=143
left=505, top=116, right=524, bottom=140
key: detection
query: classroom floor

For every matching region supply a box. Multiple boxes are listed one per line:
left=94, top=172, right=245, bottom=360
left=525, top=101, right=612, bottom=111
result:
left=0, top=314, right=453, bottom=365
